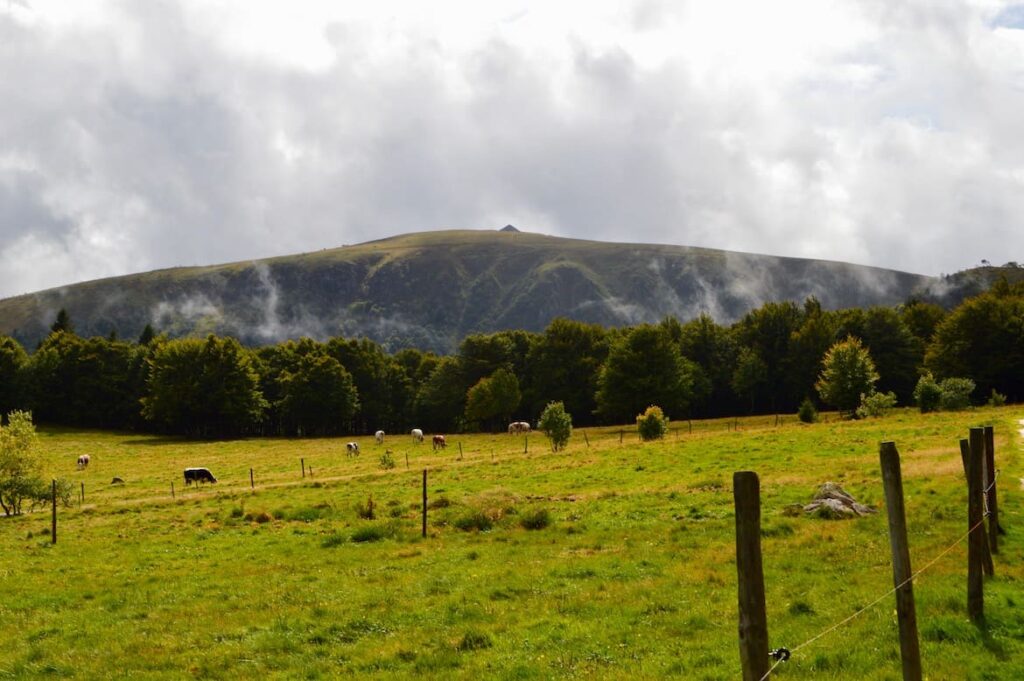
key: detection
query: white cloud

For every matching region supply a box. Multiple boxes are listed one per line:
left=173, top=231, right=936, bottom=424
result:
left=2, top=0, right=1024, bottom=298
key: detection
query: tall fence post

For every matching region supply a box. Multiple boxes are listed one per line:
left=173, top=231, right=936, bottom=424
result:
left=80, top=482, right=85, bottom=506
left=301, top=458, right=305, bottom=478
left=421, top=469, right=428, bottom=538
left=524, top=435, right=528, bottom=454
left=734, top=471, right=769, bottom=681
left=51, top=479, right=57, bottom=545
left=879, top=442, right=923, bottom=681
left=458, top=442, right=464, bottom=460
left=250, top=468, right=254, bottom=490
left=959, top=440, right=993, bottom=576
left=967, top=427, right=985, bottom=624
left=171, top=481, right=175, bottom=499
left=583, top=430, right=590, bottom=448
left=984, top=426, right=999, bottom=554
left=405, top=451, right=409, bottom=469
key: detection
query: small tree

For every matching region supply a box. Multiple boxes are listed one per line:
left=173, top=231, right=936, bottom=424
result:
left=939, top=377, right=975, bottom=411
left=797, top=398, right=818, bottom=424
left=913, top=372, right=942, bottom=413
left=539, top=401, right=572, bottom=452
left=815, top=337, right=879, bottom=417
left=636, top=405, right=669, bottom=441
left=0, top=411, right=46, bottom=516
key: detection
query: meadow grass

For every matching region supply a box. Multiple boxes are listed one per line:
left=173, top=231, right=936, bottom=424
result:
left=1, top=408, right=1022, bottom=679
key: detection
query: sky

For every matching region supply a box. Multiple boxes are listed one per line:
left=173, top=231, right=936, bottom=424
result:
left=2, top=0, right=1024, bottom=298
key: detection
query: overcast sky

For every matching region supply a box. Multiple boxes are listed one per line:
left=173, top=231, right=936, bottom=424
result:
left=2, top=0, right=1024, bottom=298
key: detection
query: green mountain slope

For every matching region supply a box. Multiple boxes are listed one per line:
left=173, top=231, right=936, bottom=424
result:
left=0, top=229, right=986, bottom=352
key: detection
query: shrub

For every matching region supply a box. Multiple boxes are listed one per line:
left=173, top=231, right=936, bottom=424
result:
left=519, top=507, right=551, bottom=530
left=636, top=405, right=669, bottom=441
left=986, top=389, right=1007, bottom=407
left=914, top=373, right=942, bottom=413
left=797, top=398, right=818, bottom=424
left=855, top=391, right=897, bottom=419
left=351, top=524, right=389, bottom=543
left=354, top=495, right=375, bottom=520
left=538, top=401, right=572, bottom=452
left=320, top=533, right=345, bottom=548
left=453, top=510, right=493, bottom=532
left=457, top=630, right=493, bottom=652
left=939, top=377, right=975, bottom=411
left=816, top=337, right=879, bottom=415
left=379, top=452, right=396, bottom=470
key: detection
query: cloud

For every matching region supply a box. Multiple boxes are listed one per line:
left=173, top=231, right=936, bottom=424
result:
left=1, top=0, right=1023, bottom=300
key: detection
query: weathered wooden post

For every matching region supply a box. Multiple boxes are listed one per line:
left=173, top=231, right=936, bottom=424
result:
left=301, top=458, right=305, bottom=478
left=80, top=482, right=85, bottom=506
left=984, top=426, right=999, bottom=554
left=405, top=451, right=409, bottom=469
left=422, top=469, right=428, bottom=538
left=171, top=481, right=175, bottom=499
left=524, top=435, right=528, bottom=454
left=458, top=442, right=464, bottom=460
left=51, top=480, right=57, bottom=545
left=968, top=427, right=985, bottom=624
left=734, top=471, right=769, bottom=681
left=879, top=442, right=923, bottom=681
left=959, top=439, right=994, bottom=576
left=688, top=419, right=692, bottom=434
left=250, top=468, right=254, bottom=489
left=583, top=430, right=590, bottom=448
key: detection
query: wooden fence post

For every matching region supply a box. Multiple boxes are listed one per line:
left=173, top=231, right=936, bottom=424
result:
left=968, top=427, right=985, bottom=624
left=301, top=458, right=305, bottom=478
left=583, top=430, right=590, bottom=447
left=984, top=426, right=999, bottom=554
left=80, top=482, right=85, bottom=506
left=879, top=442, right=923, bottom=681
left=619, top=430, right=623, bottom=443
left=51, top=480, right=57, bottom=545
left=458, top=442, right=464, bottom=460
left=422, top=469, right=428, bottom=538
left=250, top=468, right=254, bottom=489
left=959, top=440, right=993, bottom=576
left=171, top=481, right=175, bottom=499
left=734, top=471, right=769, bottom=681
left=405, top=451, right=409, bottom=469
left=524, top=435, right=528, bottom=454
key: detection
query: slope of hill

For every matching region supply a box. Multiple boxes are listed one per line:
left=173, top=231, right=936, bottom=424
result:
left=0, top=229, right=982, bottom=352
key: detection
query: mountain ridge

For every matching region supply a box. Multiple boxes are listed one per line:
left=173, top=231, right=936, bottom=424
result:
left=0, top=228, right=1006, bottom=353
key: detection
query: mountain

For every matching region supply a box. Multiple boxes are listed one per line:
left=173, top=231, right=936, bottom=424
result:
left=0, top=229, right=1006, bottom=353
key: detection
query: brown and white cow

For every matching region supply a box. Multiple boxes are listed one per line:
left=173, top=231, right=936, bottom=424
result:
left=432, top=434, right=446, bottom=450
left=346, top=442, right=360, bottom=456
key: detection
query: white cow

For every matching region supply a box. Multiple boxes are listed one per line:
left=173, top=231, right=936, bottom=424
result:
left=411, top=428, right=424, bottom=443
left=375, top=430, right=385, bottom=445
left=77, top=454, right=91, bottom=469
left=509, top=421, right=531, bottom=435
left=346, top=442, right=360, bottom=457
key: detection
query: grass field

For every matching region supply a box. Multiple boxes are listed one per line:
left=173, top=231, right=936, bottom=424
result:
left=1, top=408, right=1022, bottom=679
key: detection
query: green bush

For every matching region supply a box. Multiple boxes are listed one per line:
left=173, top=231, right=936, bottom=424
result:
left=913, top=373, right=942, bottom=413
left=636, top=405, right=669, bottom=441
left=351, top=524, right=389, bottom=543
left=986, top=389, right=1007, bottom=407
left=518, top=507, right=551, bottom=530
left=539, top=401, right=573, bottom=451
left=855, top=391, right=897, bottom=419
left=939, top=377, right=975, bottom=411
left=453, top=510, right=493, bottom=532
left=379, top=451, right=396, bottom=470
left=354, top=495, right=375, bottom=520
left=321, top=533, right=345, bottom=548
left=797, top=398, right=818, bottom=424
left=457, top=629, right=493, bottom=651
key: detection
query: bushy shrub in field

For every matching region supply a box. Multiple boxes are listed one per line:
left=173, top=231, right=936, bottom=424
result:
left=457, top=630, right=493, bottom=651
left=636, top=405, right=669, bottom=441
left=797, top=398, right=818, bottom=423
left=856, top=391, right=897, bottom=419
left=816, top=337, right=879, bottom=416
left=987, top=389, right=1007, bottom=407
left=913, top=373, right=942, bottom=413
left=539, top=401, right=572, bottom=451
left=0, top=411, right=59, bottom=516
left=939, top=377, right=975, bottom=411
left=354, top=495, right=375, bottom=520
left=379, top=451, right=396, bottom=470
left=519, top=507, right=551, bottom=530
left=453, top=510, right=493, bottom=532
left=351, top=524, right=389, bottom=543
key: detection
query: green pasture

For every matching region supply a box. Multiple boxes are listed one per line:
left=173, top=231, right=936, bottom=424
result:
left=1, top=408, right=1023, bottom=679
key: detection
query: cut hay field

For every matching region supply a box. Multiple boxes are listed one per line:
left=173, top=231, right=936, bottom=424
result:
left=1, top=409, right=1023, bottom=680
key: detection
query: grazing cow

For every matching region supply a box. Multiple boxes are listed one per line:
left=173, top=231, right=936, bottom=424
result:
left=375, top=430, right=385, bottom=445
left=411, top=428, right=424, bottom=443
left=508, top=421, right=531, bottom=435
left=77, top=454, right=91, bottom=469
left=184, top=468, right=217, bottom=486
left=346, top=442, right=360, bottom=456
left=432, top=434, right=447, bottom=450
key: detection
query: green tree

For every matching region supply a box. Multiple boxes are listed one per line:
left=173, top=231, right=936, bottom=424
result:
left=679, top=314, right=737, bottom=417
left=538, top=401, right=572, bottom=451
left=783, top=299, right=839, bottom=408
left=732, top=302, right=803, bottom=412
left=859, top=307, right=921, bottom=404
left=278, top=352, right=359, bottom=435
left=137, top=323, right=156, bottom=346
left=0, top=411, right=46, bottom=516
left=595, top=325, right=696, bottom=424
left=327, top=338, right=414, bottom=433
left=50, top=308, right=74, bottom=334
left=636, top=405, right=669, bottom=441
left=815, top=337, right=879, bottom=416
left=523, top=318, right=608, bottom=426
left=913, top=372, right=941, bottom=413
left=142, top=336, right=267, bottom=437
left=415, top=356, right=466, bottom=433
left=0, top=337, right=28, bottom=417
left=731, top=347, right=768, bottom=413
left=464, top=368, right=521, bottom=431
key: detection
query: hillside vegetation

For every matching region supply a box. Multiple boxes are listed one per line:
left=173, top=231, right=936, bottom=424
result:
left=1, top=408, right=1021, bottom=679
left=0, top=229, right=949, bottom=353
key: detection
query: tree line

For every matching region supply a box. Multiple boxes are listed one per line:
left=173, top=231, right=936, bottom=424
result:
left=1, top=278, right=1021, bottom=438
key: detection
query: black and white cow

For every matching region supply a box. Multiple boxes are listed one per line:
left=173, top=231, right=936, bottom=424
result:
left=184, top=467, right=217, bottom=485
